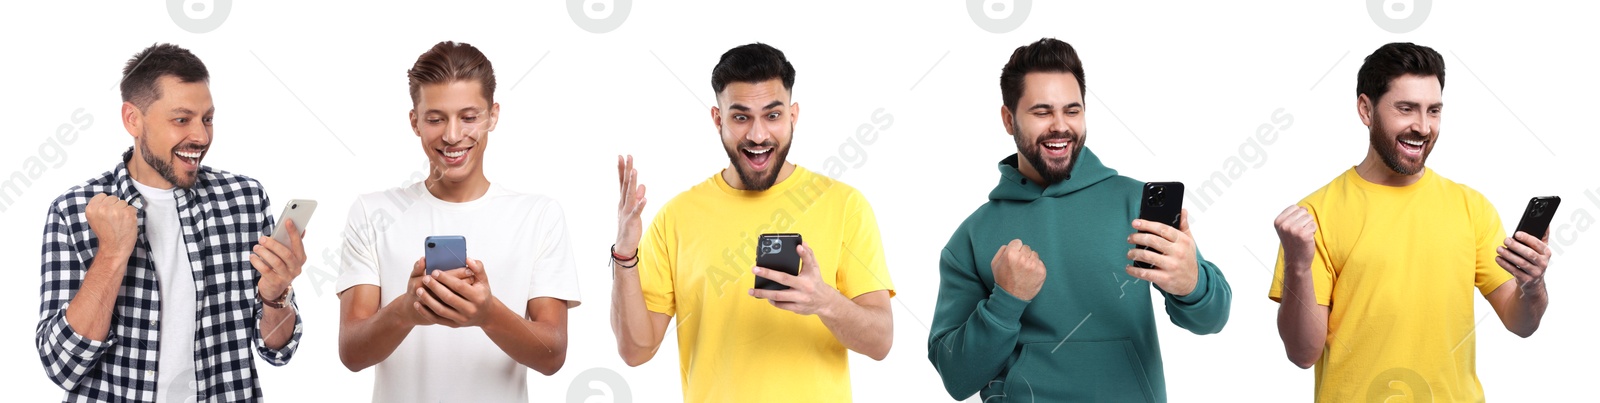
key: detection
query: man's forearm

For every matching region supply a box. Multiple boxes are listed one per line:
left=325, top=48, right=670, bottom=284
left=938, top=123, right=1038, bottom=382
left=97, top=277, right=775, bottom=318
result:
left=338, top=294, right=418, bottom=371
left=64, top=251, right=129, bottom=341
left=1276, top=263, right=1327, bottom=368
left=610, top=263, right=660, bottom=365
left=818, top=291, right=893, bottom=361
left=482, top=299, right=567, bottom=376
left=1507, top=282, right=1549, bottom=337
left=260, top=302, right=296, bottom=350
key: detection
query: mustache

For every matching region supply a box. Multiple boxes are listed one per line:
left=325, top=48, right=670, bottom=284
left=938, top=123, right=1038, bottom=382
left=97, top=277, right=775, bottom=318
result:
left=1034, top=130, right=1078, bottom=143
left=737, top=139, right=777, bottom=149
left=171, top=143, right=209, bottom=153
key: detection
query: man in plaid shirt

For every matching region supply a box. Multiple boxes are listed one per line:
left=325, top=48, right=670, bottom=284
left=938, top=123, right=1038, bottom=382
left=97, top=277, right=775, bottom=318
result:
left=35, top=43, right=305, bottom=402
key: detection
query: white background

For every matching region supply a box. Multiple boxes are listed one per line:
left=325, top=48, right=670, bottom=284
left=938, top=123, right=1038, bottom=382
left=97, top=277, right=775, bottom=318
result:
left=3, top=1, right=1597, bottom=401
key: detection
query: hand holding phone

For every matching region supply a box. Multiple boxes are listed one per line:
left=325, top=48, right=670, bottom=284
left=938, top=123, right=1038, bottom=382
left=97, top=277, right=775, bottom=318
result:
left=425, top=235, right=468, bottom=275
left=754, top=233, right=803, bottom=291
left=1133, top=182, right=1184, bottom=269
left=270, top=199, right=316, bottom=246
left=1514, top=196, right=1560, bottom=240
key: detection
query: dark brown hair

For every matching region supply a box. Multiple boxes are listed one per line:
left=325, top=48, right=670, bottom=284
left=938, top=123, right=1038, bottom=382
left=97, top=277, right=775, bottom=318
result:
left=407, top=41, right=497, bottom=106
left=1000, top=38, right=1085, bottom=112
left=120, top=43, right=209, bottom=112
left=1357, top=42, right=1445, bottom=102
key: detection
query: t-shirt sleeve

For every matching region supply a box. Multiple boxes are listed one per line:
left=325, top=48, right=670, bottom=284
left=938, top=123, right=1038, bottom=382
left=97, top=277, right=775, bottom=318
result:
left=638, top=208, right=675, bottom=316
left=1469, top=189, right=1514, bottom=296
left=528, top=200, right=582, bottom=307
left=1268, top=201, right=1333, bottom=305
left=835, top=191, right=894, bottom=299
left=337, top=197, right=381, bottom=294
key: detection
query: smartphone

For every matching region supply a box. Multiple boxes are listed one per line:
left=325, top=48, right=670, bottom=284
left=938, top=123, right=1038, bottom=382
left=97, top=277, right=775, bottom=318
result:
left=424, top=235, right=468, bottom=275
left=269, top=199, right=317, bottom=246
left=1134, top=182, right=1184, bottom=269
left=754, top=233, right=803, bottom=291
left=1514, top=196, right=1561, bottom=240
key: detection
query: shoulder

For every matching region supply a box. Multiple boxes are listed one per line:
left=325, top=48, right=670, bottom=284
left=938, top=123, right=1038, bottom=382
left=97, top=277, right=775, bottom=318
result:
left=196, top=166, right=268, bottom=204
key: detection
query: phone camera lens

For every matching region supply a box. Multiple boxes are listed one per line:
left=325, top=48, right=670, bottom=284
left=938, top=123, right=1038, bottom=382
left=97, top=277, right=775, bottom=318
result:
left=291, top=203, right=297, bottom=209
left=427, top=242, right=436, bottom=248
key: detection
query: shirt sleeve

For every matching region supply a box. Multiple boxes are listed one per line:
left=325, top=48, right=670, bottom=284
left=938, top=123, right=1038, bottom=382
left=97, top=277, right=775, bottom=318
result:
left=1268, top=202, right=1334, bottom=306
left=337, top=197, right=381, bottom=294
left=253, top=194, right=302, bottom=366
left=528, top=200, right=581, bottom=307
left=36, top=202, right=116, bottom=391
left=1469, top=189, right=1514, bottom=295
left=834, top=191, right=894, bottom=299
left=638, top=208, right=675, bottom=316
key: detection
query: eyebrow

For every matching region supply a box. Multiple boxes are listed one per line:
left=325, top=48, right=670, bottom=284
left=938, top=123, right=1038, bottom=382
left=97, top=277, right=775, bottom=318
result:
left=729, top=100, right=785, bottom=112
left=1027, top=102, right=1082, bottom=111
left=424, top=107, right=483, bottom=115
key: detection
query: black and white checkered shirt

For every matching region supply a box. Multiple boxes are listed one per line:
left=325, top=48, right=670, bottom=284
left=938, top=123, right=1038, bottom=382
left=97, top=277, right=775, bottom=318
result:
left=35, top=149, right=302, bottom=402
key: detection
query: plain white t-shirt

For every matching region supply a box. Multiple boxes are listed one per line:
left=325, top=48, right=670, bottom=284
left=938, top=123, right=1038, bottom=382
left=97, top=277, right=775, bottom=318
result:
left=132, top=179, right=198, bottom=403
left=336, top=182, right=581, bottom=403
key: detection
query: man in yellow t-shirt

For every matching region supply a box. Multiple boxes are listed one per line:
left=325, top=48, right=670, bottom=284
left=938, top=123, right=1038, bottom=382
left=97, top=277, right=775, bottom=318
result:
left=606, top=43, right=895, bottom=402
left=1269, top=42, right=1554, bottom=402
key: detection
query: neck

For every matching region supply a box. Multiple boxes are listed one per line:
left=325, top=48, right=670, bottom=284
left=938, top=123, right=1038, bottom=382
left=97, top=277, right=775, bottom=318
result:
left=424, top=171, right=491, bottom=202
left=722, top=162, right=795, bottom=191
left=1355, top=147, right=1423, bottom=187
left=127, top=150, right=175, bottom=190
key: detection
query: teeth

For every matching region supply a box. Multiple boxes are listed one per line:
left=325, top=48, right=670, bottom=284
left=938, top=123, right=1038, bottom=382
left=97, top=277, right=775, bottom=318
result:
left=1400, top=139, right=1424, bottom=147
left=1044, top=141, right=1069, bottom=148
left=443, top=150, right=467, bottom=158
left=176, top=151, right=201, bottom=159
left=744, top=148, right=771, bottom=155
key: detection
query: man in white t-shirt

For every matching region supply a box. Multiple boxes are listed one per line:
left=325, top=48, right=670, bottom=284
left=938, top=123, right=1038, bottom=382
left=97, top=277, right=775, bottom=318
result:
left=335, top=41, right=580, bottom=403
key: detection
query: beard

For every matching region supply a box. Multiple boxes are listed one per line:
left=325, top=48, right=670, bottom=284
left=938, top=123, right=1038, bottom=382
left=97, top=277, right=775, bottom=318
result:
left=1368, top=113, right=1432, bottom=176
left=138, top=131, right=200, bottom=189
left=722, top=123, right=794, bottom=191
left=1013, top=117, right=1084, bottom=186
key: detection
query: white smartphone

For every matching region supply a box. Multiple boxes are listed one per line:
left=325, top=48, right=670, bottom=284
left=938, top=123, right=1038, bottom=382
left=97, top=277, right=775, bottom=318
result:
left=269, top=199, right=317, bottom=246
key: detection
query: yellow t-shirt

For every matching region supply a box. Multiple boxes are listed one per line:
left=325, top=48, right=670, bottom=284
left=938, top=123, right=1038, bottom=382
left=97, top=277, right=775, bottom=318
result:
left=638, top=165, right=894, bottom=402
left=1269, top=167, right=1513, bottom=402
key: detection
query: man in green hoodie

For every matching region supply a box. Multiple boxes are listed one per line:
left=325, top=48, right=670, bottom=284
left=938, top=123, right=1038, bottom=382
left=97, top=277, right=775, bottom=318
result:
left=927, top=38, right=1232, bottom=402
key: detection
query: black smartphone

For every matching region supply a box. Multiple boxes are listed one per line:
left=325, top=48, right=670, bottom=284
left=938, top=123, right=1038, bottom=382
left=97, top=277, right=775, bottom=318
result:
left=754, top=233, right=803, bottom=291
left=424, top=235, right=468, bottom=275
left=1514, top=196, right=1561, bottom=240
left=1134, top=182, right=1184, bottom=269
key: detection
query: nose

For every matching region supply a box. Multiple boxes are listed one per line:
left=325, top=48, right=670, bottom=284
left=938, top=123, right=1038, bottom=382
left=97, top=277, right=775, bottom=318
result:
left=443, top=119, right=468, bottom=144
left=191, top=121, right=213, bottom=147
left=747, top=118, right=773, bottom=145
left=1050, top=112, right=1070, bottom=135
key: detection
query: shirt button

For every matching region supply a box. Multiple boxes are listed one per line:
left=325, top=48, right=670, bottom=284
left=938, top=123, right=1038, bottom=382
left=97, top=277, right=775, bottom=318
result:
left=146, top=370, right=155, bottom=377
left=149, top=320, right=156, bottom=326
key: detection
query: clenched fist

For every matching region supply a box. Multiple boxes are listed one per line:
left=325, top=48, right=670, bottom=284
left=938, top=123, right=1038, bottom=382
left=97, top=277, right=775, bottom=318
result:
left=1273, top=205, right=1318, bottom=273
left=991, top=239, right=1047, bottom=301
left=86, top=193, right=138, bottom=259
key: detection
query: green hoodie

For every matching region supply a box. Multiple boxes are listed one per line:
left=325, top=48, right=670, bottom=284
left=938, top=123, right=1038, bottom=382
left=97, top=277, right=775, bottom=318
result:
left=928, top=147, right=1231, bottom=402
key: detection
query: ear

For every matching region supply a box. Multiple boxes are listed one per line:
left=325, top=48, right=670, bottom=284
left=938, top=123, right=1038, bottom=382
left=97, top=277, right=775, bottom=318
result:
left=1000, top=105, right=1016, bottom=136
left=409, top=109, right=421, bottom=137
left=789, top=102, right=800, bottom=126
left=710, top=105, right=723, bottom=134
left=485, top=102, right=501, bottom=133
left=122, top=102, right=142, bottom=140
left=1356, top=94, right=1374, bottom=128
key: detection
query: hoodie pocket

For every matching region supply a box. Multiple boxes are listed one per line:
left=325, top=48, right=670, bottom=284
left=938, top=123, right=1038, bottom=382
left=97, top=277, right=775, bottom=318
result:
left=996, top=340, right=1155, bottom=402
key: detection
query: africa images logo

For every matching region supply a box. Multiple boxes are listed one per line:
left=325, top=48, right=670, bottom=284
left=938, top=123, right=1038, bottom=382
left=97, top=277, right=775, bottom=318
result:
left=167, top=0, right=231, bottom=34
left=568, top=0, right=631, bottom=34
left=1368, top=0, right=1431, bottom=33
